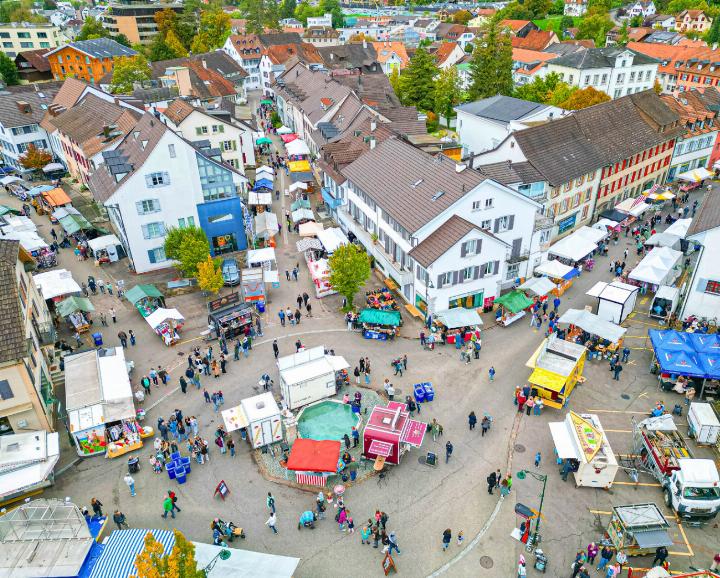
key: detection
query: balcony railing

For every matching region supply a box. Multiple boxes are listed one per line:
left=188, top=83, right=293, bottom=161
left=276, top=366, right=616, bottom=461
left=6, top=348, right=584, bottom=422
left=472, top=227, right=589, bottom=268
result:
left=32, top=318, right=57, bottom=347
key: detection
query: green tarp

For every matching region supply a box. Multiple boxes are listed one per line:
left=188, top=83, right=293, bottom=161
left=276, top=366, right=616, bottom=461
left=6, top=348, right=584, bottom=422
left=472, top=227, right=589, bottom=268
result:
left=290, top=199, right=311, bottom=211
left=0, top=205, right=21, bottom=216
left=56, top=295, right=95, bottom=317
left=59, top=213, right=92, bottom=235
left=260, top=99, right=273, bottom=105
left=256, top=137, right=272, bottom=145
left=125, top=284, right=163, bottom=305
left=359, top=308, right=401, bottom=326
left=494, top=290, right=533, bottom=314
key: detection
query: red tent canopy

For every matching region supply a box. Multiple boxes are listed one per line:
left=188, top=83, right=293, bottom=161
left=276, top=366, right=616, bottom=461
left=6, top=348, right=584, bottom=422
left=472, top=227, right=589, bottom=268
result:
left=286, top=439, right=341, bottom=473
left=280, top=134, right=298, bottom=143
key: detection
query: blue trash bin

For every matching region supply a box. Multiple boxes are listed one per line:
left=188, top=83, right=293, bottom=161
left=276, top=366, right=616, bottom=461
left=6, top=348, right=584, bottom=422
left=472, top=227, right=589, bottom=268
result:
left=413, top=383, right=425, bottom=403
left=175, top=467, right=187, bottom=484
left=180, top=457, right=191, bottom=473
left=92, top=332, right=103, bottom=346
left=170, top=452, right=181, bottom=461
left=166, top=463, right=176, bottom=480
left=257, top=301, right=266, bottom=313
left=423, top=382, right=435, bottom=402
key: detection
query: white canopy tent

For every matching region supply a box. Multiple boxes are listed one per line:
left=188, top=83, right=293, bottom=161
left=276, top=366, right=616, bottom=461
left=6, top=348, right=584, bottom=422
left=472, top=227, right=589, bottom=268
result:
left=518, top=276, right=557, bottom=297
left=644, top=232, right=681, bottom=249
left=276, top=126, right=293, bottom=135
left=628, top=246, right=682, bottom=286
left=615, top=197, right=650, bottom=217
left=548, top=233, right=597, bottom=262
left=557, top=308, right=627, bottom=343
left=3, top=230, right=49, bottom=252
left=145, top=307, right=184, bottom=329
left=255, top=170, right=274, bottom=183
left=299, top=221, right=324, bottom=237
left=434, top=308, right=483, bottom=328
left=0, top=176, right=23, bottom=185
left=34, top=268, right=81, bottom=299
left=292, top=208, right=315, bottom=223
left=316, top=227, right=348, bottom=254
left=1, top=215, right=36, bottom=232
left=664, top=218, right=692, bottom=238
left=285, top=139, right=310, bottom=157
left=87, top=234, right=121, bottom=253
left=256, top=165, right=275, bottom=175
left=574, top=225, right=608, bottom=244
left=247, top=247, right=276, bottom=266
left=677, top=167, right=712, bottom=183
left=43, top=162, right=64, bottom=173
left=535, top=259, right=575, bottom=279
left=289, top=181, right=308, bottom=193
left=254, top=211, right=279, bottom=239
left=594, top=218, right=621, bottom=230
left=192, top=542, right=300, bottom=577
left=248, top=191, right=273, bottom=205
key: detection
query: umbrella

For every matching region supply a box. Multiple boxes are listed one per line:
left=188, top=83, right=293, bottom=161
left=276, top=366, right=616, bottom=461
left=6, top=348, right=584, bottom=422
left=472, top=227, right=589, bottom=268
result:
left=260, top=99, right=274, bottom=105
left=42, top=162, right=64, bottom=173
left=256, top=137, right=273, bottom=145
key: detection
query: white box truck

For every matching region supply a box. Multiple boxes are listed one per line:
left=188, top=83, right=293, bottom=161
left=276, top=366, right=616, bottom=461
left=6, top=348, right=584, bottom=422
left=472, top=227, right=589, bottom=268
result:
left=688, top=402, right=720, bottom=445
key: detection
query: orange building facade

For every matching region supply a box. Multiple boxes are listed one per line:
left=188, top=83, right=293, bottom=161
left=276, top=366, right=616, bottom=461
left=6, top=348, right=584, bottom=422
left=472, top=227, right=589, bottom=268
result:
left=48, top=46, right=114, bottom=84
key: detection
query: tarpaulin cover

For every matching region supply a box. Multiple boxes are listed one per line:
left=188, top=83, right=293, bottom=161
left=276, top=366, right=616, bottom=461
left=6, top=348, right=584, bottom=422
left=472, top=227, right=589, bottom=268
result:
left=296, top=238, right=323, bottom=252
left=494, top=290, right=533, bottom=314
left=548, top=233, right=597, bottom=262
left=254, top=178, right=273, bottom=190
left=34, top=268, right=81, bottom=299
left=599, top=209, right=632, bottom=223
left=557, top=309, right=627, bottom=343
left=145, top=307, right=184, bottom=329
left=434, top=308, right=483, bottom=328
left=290, top=171, right=314, bottom=183
left=298, top=221, right=324, bottom=237
left=688, top=333, right=720, bottom=353
left=285, top=439, right=341, bottom=473
left=276, top=125, right=293, bottom=134
left=519, top=276, right=556, bottom=297
left=280, top=133, right=298, bottom=143
left=291, top=199, right=311, bottom=211
left=125, top=284, right=163, bottom=305
left=27, top=184, right=54, bottom=197
left=41, top=187, right=71, bottom=207
left=289, top=181, right=308, bottom=192
left=42, top=162, right=64, bottom=173
left=535, top=260, right=578, bottom=280
left=359, top=308, right=401, bottom=326
left=256, top=164, right=275, bottom=175
left=57, top=295, right=95, bottom=317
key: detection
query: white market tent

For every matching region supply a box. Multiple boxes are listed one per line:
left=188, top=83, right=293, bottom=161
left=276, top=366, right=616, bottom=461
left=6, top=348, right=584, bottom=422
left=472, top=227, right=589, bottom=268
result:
left=87, top=234, right=121, bottom=253
left=573, top=225, right=608, bottom=244
left=192, top=542, right=300, bottom=578
left=247, top=247, right=276, bottom=265
left=677, top=167, right=713, bottom=183
left=299, top=221, right=324, bottom=236
left=0, top=176, right=23, bottom=185
left=628, top=246, right=682, bottom=286
left=289, top=181, right=308, bottom=192
left=548, top=233, right=597, bottom=262
left=43, top=162, right=64, bottom=173
left=0, top=431, right=60, bottom=501
left=615, top=197, right=650, bottom=217
left=276, top=126, right=293, bottom=135
left=145, top=307, right=184, bottom=329
left=316, top=227, right=348, bottom=254
left=34, top=268, right=81, bottom=299
left=535, top=259, right=575, bottom=279
left=557, top=308, right=627, bottom=343
left=586, top=280, right=638, bottom=323
left=3, top=230, right=49, bottom=252
left=255, top=170, right=274, bottom=183
left=2, top=215, right=37, bottom=232
left=519, top=276, right=557, bottom=297
left=255, top=211, right=279, bottom=239
left=248, top=191, right=272, bottom=205
left=256, top=165, right=275, bottom=175
left=645, top=232, right=682, bottom=249
left=285, top=139, right=310, bottom=157
left=434, top=308, right=483, bottom=328
left=292, top=208, right=315, bottom=223
left=664, top=218, right=692, bottom=238
left=594, top=218, right=621, bottom=229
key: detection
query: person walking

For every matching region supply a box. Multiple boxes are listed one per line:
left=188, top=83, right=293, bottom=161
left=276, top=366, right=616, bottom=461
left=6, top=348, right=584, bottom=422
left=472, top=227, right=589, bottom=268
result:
left=361, top=524, right=371, bottom=545
left=487, top=470, right=497, bottom=494
left=90, top=498, right=103, bottom=518
left=267, top=492, right=276, bottom=514
left=442, top=529, right=452, bottom=551
left=621, top=346, right=630, bottom=363
left=652, top=546, right=668, bottom=567
left=179, top=376, right=187, bottom=394
left=110, top=308, right=116, bottom=323
left=352, top=426, right=359, bottom=447
left=534, top=451, right=541, bottom=468
left=278, top=309, right=285, bottom=327
left=161, top=495, right=175, bottom=519
left=123, top=473, right=136, bottom=497
left=613, top=362, right=623, bottom=381
left=387, top=531, right=400, bottom=555
left=266, top=512, right=278, bottom=534
left=118, top=330, right=128, bottom=348
left=113, top=510, right=128, bottom=530
left=445, top=440, right=453, bottom=464
left=272, top=339, right=279, bottom=359
left=168, top=490, right=181, bottom=513
left=587, top=542, right=599, bottom=566
left=488, top=366, right=495, bottom=381
left=481, top=415, right=491, bottom=436
left=468, top=411, right=477, bottom=430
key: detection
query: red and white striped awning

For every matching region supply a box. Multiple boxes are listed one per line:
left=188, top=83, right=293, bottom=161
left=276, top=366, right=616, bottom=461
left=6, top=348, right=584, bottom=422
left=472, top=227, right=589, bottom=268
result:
left=295, top=473, right=326, bottom=486
left=368, top=439, right=394, bottom=457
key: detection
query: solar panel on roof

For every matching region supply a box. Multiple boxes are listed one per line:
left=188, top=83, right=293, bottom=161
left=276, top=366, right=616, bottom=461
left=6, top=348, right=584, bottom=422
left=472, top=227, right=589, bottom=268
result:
left=109, top=163, right=132, bottom=175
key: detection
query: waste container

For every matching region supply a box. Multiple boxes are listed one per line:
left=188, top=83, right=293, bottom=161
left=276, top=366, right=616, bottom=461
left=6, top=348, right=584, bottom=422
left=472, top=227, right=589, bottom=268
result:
left=257, top=301, right=266, bottom=313
left=423, top=382, right=435, bottom=402
left=180, top=456, right=192, bottom=473
left=92, top=332, right=103, bottom=346
left=413, top=383, right=425, bottom=403
left=175, top=467, right=187, bottom=484
left=166, top=463, right=176, bottom=480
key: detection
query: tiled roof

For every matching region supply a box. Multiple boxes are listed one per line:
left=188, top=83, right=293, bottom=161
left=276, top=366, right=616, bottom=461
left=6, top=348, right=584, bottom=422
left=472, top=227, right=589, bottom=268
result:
left=477, top=160, right=546, bottom=186
left=500, top=19, right=533, bottom=33
left=687, top=188, right=720, bottom=237
left=303, top=26, right=340, bottom=39
left=39, top=77, right=88, bottom=132
left=15, top=48, right=51, bottom=72
left=371, top=42, right=409, bottom=66
left=512, top=48, right=559, bottom=74
left=549, top=46, right=658, bottom=69
left=342, top=138, right=485, bottom=233
left=258, top=32, right=304, bottom=46
left=374, top=105, right=426, bottom=135
left=432, top=42, right=460, bottom=65
left=315, top=44, right=379, bottom=71
left=0, top=240, right=28, bottom=364
left=149, top=51, right=247, bottom=80
left=0, top=82, right=61, bottom=128
left=334, top=73, right=401, bottom=108
left=274, top=63, right=352, bottom=123
left=46, top=38, right=136, bottom=59
left=163, top=98, right=195, bottom=125
left=409, top=215, right=490, bottom=268
left=511, top=30, right=557, bottom=51
left=265, top=43, right=323, bottom=65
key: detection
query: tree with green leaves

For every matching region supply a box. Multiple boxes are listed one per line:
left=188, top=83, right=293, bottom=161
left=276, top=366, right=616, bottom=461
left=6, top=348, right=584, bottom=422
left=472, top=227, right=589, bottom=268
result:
left=706, top=14, right=720, bottom=44
left=176, top=0, right=201, bottom=49
left=559, top=15, right=575, bottom=35
left=496, top=1, right=532, bottom=21
left=514, top=72, right=577, bottom=104
left=164, top=226, right=212, bottom=278
left=239, top=0, right=280, bottom=33
left=114, top=33, right=131, bottom=47
left=0, top=1, right=21, bottom=22
left=155, top=7, right=179, bottom=38
left=434, top=66, right=462, bottom=122
left=617, top=21, right=630, bottom=45
left=165, top=30, right=188, bottom=57
left=110, top=55, right=151, bottom=94
left=468, top=21, right=513, bottom=101
left=398, top=47, right=438, bottom=111
left=280, top=0, right=297, bottom=20
left=0, top=53, right=20, bottom=86
left=148, top=35, right=176, bottom=61
left=328, top=244, right=371, bottom=310
left=320, top=0, right=344, bottom=28
left=526, top=0, right=552, bottom=19
left=576, top=12, right=614, bottom=46
left=452, top=9, right=473, bottom=24
left=191, top=8, right=232, bottom=52
left=76, top=17, right=110, bottom=41
left=294, top=1, right=317, bottom=26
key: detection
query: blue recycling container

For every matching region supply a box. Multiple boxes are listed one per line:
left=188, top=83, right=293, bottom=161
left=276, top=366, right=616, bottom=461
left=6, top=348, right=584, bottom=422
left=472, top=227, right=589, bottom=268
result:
left=170, top=451, right=181, bottom=461
left=257, top=301, right=266, bottom=313
left=413, top=383, right=425, bottom=403
left=423, top=382, right=435, bottom=402
left=180, top=457, right=191, bottom=473
left=166, top=463, right=176, bottom=480
left=92, top=332, right=103, bottom=346
left=175, top=467, right=187, bottom=484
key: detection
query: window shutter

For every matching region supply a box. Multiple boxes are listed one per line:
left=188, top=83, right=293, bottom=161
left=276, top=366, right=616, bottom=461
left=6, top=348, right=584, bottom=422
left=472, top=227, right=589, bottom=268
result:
left=219, top=125, right=224, bottom=133
left=437, top=274, right=444, bottom=289
left=460, top=242, right=467, bottom=257
left=493, top=219, right=500, bottom=233
left=141, top=224, right=150, bottom=239
left=479, top=264, right=486, bottom=278
left=148, top=249, right=156, bottom=264
left=476, top=239, right=482, bottom=255
left=136, top=201, right=144, bottom=214
left=473, top=266, right=479, bottom=280
left=697, top=278, right=709, bottom=292
left=145, top=174, right=153, bottom=188
left=452, top=270, right=460, bottom=285
left=162, top=171, right=170, bottom=185
left=493, top=261, right=500, bottom=275
left=508, top=215, right=515, bottom=230
left=196, top=127, right=202, bottom=136
left=159, top=223, right=166, bottom=236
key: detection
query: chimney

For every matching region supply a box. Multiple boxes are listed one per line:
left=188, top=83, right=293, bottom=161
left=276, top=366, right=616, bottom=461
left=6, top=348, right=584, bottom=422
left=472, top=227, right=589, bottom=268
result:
left=370, top=136, right=376, bottom=149
left=370, top=119, right=377, bottom=132
left=16, top=101, right=31, bottom=114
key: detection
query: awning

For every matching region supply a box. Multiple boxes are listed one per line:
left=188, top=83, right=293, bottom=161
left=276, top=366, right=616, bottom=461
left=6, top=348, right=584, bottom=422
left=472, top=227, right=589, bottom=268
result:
left=289, top=181, right=308, bottom=192
left=286, top=438, right=341, bottom=473
left=286, top=139, right=310, bottom=157
left=557, top=309, right=627, bottom=343
left=0, top=205, right=20, bottom=216
left=41, top=187, right=71, bottom=207
left=222, top=405, right=249, bottom=432
left=0, top=432, right=59, bottom=500
left=316, top=227, right=348, bottom=253
left=276, top=125, right=293, bottom=134
left=664, top=218, right=692, bottom=238
left=359, top=308, right=401, bottom=326
left=573, top=225, right=608, bottom=244
left=518, top=276, right=556, bottom=297
left=256, top=164, right=275, bottom=175
left=292, top=208, right=315, bottom=223
left=326, top=355, right=350, bottom=371
left=0, top=176, right=22, bottom=185
left=368, top=439, right=393, bottom=457
left=400, top=418, right=426, bottom=447
left=434, top=307, right=483, bottom=328
left=644, top=232, right=681, bottom=249
left=145, top=307, right=184, bottom=329
left=299, top=221, right=324, bottom=237
left=247, top=247, right=276, bottom=264
left=125, top=284, right=163, bottom=305
left=27, top=184, right=54, bottom=197
left=599, top=209, right=632, bottom=223
left=42, top=162, right=64, bottom=173
left=586, top=281, right=609, bottom=298
left=56, top=295, right=94, bottom=317
left=548, top=234, right=597, bottom=262
left=87, top=234, right=121, bottom=253
left=288, top=160, right=311, bottom=173
left=280, top=133, right=298, bottom=143
left=528, top=367, right=567, bottom=393
left=535, top=260, right=577, bottom=280
left=34, top=269, right=81, bottom=299
left=321, top=187, right=342, bottom=209
left=248, top=191, right=272, bottom=205
left=549, top=421, right=581, bottom=460
left=634, top=529, right=674, bottom=549
left=256, top=137, right=272, bottom=145
left=677, top=167, right=712, bottom=183
left=291, top=199, right=311, bottom=211
left=615, top=197, right=650, bottom=217
left=58, top=212, right=93, bottom=234
left=494, top=290, right=533, bottom=314
left=89, top=529, right=176, bottom=578
left=296, top=238, right=323, bottom=252
left=256, top=169, right=274, bottom=182
left=192, top=542, right=300, bottom=578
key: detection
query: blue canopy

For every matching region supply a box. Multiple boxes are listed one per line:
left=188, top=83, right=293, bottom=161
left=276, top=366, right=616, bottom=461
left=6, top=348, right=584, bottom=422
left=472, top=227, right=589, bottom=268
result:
left=89, top=529, right=175, bottom=578
left=654, top=348, right=706, bottom=378
left=27, top=184, right=54, bottom=197
left=563, top=268, right=580, bottom=281
left=649, top=329, right=720, bottom=379
left=253, top=178, right=273, bottom=190
left=649, top=329, right=693, bottom=353
left=688, top=332, right=720, bottom=353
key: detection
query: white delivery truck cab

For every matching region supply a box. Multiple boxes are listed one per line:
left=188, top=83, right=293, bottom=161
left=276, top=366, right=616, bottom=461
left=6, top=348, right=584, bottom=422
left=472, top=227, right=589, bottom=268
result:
left=688, top=402, right=720, bottom=445
left=650, top=285, right=680, bottom=320
left=666, top=459, right=720, bottom=524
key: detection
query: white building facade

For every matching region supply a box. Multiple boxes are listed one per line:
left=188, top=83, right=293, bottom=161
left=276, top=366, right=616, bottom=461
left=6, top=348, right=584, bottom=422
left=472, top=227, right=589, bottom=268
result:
left=667, top=129, right=717, bottom=181
left=223, top=36, right=263, bottom=91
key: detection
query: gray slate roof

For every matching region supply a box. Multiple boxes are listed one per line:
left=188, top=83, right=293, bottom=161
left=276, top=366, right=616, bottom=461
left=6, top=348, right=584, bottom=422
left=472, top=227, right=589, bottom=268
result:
left=0, top=240, right=28, bottom=364
left=49, top=38, right=136, bottom=59
left=341, top=137, right=485, bottom=233
left=687, top=190, right=720, bottom=237
left=478, top=161, right=545, bottom=185
left=0, top=82, right=61, bottom=128
left=315, top=44, right=380, bottom=72
left=409, top=215, right=489, bottom=268
left=455, top=95, right=547, bottom=123
left=548, top=47, right=658, bottom=69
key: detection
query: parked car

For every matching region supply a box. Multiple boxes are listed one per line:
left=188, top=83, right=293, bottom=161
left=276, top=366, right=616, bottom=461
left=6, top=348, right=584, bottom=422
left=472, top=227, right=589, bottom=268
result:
left=222, top=258, right=240, bottom=286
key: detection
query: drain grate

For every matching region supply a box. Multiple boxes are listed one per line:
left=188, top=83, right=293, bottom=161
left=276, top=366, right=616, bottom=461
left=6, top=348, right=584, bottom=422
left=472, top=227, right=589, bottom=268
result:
left=514, top=444, right=526, bottom=453
left=479, top=556, right=494, bottom=569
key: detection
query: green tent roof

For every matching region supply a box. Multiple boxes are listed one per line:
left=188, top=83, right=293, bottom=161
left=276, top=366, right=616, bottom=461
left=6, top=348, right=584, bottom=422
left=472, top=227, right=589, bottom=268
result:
left=291, top=199, right=311, bottom=211
left=359, top=308, right=401, bottom=326
left=59, top=213, right=93, bottom=235
left=125, top=284, right=163, bottom=305
left=494, top=290, right=533, bottom=314
left=56, top=295, right=95, bottom=317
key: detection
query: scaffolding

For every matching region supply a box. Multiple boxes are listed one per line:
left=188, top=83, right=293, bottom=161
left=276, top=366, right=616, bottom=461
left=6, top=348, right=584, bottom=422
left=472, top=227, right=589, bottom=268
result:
left=0, top=498, right=90, bottom=542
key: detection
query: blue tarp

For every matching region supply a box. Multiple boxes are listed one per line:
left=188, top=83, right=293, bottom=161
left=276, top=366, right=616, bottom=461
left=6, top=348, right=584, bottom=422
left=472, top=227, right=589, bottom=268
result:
left=563, top=268, right=580, bottom=281
left=253, top=178, right=273, bottom=190
left=649, top=329, right=720, bottom=379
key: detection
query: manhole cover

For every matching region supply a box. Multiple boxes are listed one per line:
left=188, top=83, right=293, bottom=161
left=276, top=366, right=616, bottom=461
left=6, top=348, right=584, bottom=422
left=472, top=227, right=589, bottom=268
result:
left=514, top=444, right=526, bottom=453
left=479, top=556, right=494, bottom=569
left=621, top=393, right=631, bottom=399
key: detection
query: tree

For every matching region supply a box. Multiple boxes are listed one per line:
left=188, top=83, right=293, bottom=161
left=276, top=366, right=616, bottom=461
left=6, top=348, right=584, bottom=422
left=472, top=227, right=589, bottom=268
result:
left=280, top=0, right=297, bottom=20
left=110, top=55, right=151, bottom=94
left=177, top=0, right=201, bottom=49
left=197, top=255, right=225, bottom=294
left=587, top=0, right=611, bottom=12
left=165, top=30, right=188, bottom=57
left=617, top=21, right=630, bottom=45
left=468, top=21, right=513, bottom=100
left=328, top=244, right=371, bottom=309
left=0, top=1, right=21, bottom=23
left=135, top=530, right=205, bottom=578
left=0, top=53, right=20, bottom=86
left=576, top=12, right=614, bottom=45
left=76, top=17, right=110, bottom=41
left=164, top=226, right=211, bottom=278
left=629, top=15, right=644, bottom=26
left=319, top=0, right=344, bottom=28
left=192, top=9, right=232, bottom=52
left=388, top=66, right=402, bottom=99
left=239, top=0, right=279, bottom=33
left=496, top=1, right=532, bottom=21
left=667, top=0, right=708, bottom=15
left=452, top=9, right=473, bottom=24
left=294, top=1, right=318, bottom=26
left=348, top=32, right=373, bottom=43
left=434, top=66, right=462, bottom=122
left=155, top=8, right=179, bottom=38
left=398, top=47, right=438, bottom=111
left=19, top=144, right=52, bottom=172
left=526, top=0, right=552, bottom=19
left=115, top=33, right=131, bottom=47
left=653, top=79, right=663, bottom=94
left=706, top=15, right=720, bottom=44
left=558, top=86, right=610, bottom=109
left=149, top=35, right=176, bottom=61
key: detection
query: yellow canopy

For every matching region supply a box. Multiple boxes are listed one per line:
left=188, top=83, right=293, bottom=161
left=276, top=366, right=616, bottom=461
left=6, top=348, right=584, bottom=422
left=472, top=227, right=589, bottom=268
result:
left=528, top=367, right=567, bottom=393
left=289, top=160, right=311, bottom=173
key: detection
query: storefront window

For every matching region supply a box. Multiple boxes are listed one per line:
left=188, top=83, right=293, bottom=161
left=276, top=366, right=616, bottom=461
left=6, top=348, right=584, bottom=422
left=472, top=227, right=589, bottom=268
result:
left=213, top=234, right=237, bottom=255
left=449, top=292, right=484, bottom=309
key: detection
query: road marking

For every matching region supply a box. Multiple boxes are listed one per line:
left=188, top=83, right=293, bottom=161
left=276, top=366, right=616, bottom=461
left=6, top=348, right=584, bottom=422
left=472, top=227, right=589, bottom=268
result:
left=676, top=521, right=694, bottom=557
left=602, top=428, right=632, bottom=433
left=584, top=409, right=651, bottom=414
left=611, top=481, right=662, bottom=487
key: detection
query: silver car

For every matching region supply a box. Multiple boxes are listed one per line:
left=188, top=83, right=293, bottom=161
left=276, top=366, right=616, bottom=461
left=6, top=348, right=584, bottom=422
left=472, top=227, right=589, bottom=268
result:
left=222, top=258, right=240, bottom=286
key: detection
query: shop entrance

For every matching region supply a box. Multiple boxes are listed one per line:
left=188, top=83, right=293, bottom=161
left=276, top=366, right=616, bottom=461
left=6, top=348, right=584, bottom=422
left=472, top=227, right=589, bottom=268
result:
left=212, top=234, right=237, bottom=255
left=449, top=291, right=483, bottom=309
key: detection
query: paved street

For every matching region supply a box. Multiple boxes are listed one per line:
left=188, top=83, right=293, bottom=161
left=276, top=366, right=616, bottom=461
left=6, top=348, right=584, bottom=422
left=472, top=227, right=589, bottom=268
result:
left=6, top=125, right=719, bottom=577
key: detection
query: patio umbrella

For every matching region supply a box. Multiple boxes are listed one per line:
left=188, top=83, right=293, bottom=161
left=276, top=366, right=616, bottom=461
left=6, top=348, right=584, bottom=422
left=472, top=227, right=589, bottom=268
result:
left=260, top=99, right=274, bottom=105
left=256, top=137, right=273, bottom=145
left=280, top=134, right=298, bottom=143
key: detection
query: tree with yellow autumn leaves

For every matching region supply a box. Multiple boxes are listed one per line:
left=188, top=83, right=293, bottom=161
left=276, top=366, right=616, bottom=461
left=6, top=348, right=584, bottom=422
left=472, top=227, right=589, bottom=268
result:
left=197, top=255, right=225, bottom=295
left=135, top=530, right=205, bottom=578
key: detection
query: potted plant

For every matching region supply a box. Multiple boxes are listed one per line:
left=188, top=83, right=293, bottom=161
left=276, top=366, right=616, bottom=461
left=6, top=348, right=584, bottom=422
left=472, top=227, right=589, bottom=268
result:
left=370, top=232, right=378, bottom=244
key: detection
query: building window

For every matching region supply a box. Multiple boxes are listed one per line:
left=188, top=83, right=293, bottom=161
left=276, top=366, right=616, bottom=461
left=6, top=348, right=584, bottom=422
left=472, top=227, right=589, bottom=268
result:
left=147, top=247, right=167, bottom=264
left=506, top=263, right=519, bottom=280
left=17, top=32, right=30, bottom=39
left=222, top=140, right=237, bottom=151
left=37, top=32, right=48, bottom=39
left=480, top=262, right=494, bottom=276
left=142, top=222, right=166, bottom=239
left=705, top=280, right=720, bottom=295
left=187, top=216, right=195, bottom=227
left=20, top=42, right=33, bottom=48
left=196, top=126, right=209, bottom=135
left=481, top=219, right=491, bottom=229
left=168, top=144, right=176, bottom=158
left=136, top=199, right=161, bottom=214
left=484, top=198, right=493, bottom=209
left=471, top=200, right=481, bottom=211
left=212, top=124, right=225, bottom=134
left=145, top=171, right=169, bottom=187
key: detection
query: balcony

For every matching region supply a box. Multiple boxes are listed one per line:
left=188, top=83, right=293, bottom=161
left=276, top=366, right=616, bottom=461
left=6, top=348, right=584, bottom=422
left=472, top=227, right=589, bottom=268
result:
left=534, top=214, right=554, bottom=232
left=32, top=318, right=57, bottom=347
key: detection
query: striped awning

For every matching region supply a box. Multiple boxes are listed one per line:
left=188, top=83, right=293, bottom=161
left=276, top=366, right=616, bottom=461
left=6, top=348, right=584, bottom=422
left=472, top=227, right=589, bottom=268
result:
left=89, top=529, right=175, bottom=578
left=295, top=473, right=327, bottom=486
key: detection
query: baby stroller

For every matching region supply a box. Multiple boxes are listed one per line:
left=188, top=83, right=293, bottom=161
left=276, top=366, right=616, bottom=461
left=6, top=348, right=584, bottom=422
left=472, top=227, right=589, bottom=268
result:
left=297, top=510, right=317, bottom=530
left=127, top=456, right=140, bottom=474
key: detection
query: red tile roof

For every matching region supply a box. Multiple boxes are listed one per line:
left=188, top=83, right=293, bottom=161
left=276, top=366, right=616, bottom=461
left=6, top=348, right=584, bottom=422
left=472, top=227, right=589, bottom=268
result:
left=511, top=29, right=557, bottom=50
left=500, top=19, right=532, bottom=33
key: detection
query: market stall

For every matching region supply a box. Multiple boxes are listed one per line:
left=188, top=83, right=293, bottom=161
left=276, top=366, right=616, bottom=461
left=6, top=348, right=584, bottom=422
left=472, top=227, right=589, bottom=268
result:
left=280, top=133, right=298, bottom=144
left=248, top=190, right=273, bottom=206
left=307, top=256, right=335, bottom=298
left=285, top=139, right=310, bottom=158
left=628, top=246, right=682, bottom=291
left=547, top=231, right=598, bottom=265
left=494, top=290, right=533, bottom=326
left=34, top=268, right=81, bottom=302
left=432, top=308, right=483, bottom=344
left=207, top=293, right=254, bottom=339
left=359, top=308, right=401, bottom=340
left=125, top=284, right=165, bottom=317
left=2, top=228, right=56, bottom=268
left=573, top=225, right=609, bottom=246
left=241, top=392, right=283, bottom=449
left=363, top=402, right=426, bottom=466
left=53, top=206, right=94, bottom=235
left=40, top=187, right=72, bottom=212
left=278, top=346, right=349, bottom=410
left=526, top=334, right=587, bottom=409
left=285, top=439, right=341, bottom=487
left=557, top=309, right=627, bottom=354
left=292, top=208, right=315, bottom=224
left=593, top=218, right=622, bottom=234
left=615, top=197, right=651, bottom=219
left=145, top=307, right=184, bottom=346
left=64, top=347, right=150, bottom=458
left=316, top=227, right=348, bottom=255
left=585, top=280, right=639, bottom=324
left=599, top=209, right=635, bottom=228
left=677, top=167, right=712, bottom=192
left=534, top=260, right=580, bottom=296
left=518, top=276, right=557, bottom=298
left=606, top=503, right=673, bottom=556
left=221, top=404, right=249, bottom=433
left=87, top=234, right=122, bottom=263
left=291, top=199, right=311, bottom=212
left=299, top=221, right=324, bottom=237
left=56, top=295, right=95, bottom=333
left=549, top=411, right=618, bottom=488
left=254, top=211, right=280, bottom=241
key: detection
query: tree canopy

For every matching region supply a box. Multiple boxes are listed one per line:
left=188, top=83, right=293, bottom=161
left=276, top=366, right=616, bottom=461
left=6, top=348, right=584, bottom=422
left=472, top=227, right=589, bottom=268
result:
left=434, top=67, right=463, bottom=122
left=0, top=53, right=20, bottom=86
left=468, top=21, right=513, bottom=101
left=19, top=144, right=52, bottom=171
left=135, top=530, right=205, bottom=578
left=398, top=47, right=438, bottom=112
left=197, top=255, right=225, bottom=294
left=191, top=9, right=232, bottom=53
left=76, top=17, right=110, bottom=41
left=328, top=244, right=371, bottom=309
left=110, top=55, right=151, bottom=94
left=576, top=11, right=614, bottom=46
left=557, top=86, right=611, bottom=109
left=239, top=0, right=280, bottom=33
left=164, top=226, right=212, bottom=278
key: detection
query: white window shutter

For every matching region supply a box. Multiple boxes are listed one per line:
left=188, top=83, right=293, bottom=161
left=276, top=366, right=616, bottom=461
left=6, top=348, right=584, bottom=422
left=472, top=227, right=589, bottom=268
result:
left=136, top=201, right=144, bottom=214
left=142, top=224, right=149, bottom=239
left=476, top=239, right=482, bottom=255
left=163, top=171, right=170, bottom=185
left=508, top=215, right=515, bottom=230
left=145, top=174, right=153, bottom=188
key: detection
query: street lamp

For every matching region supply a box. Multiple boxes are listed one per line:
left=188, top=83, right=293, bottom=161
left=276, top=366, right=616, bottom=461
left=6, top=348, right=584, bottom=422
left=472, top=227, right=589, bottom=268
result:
left=516, top=470, right=548, bottom=548
left=203, top=549, right=231, bottom=576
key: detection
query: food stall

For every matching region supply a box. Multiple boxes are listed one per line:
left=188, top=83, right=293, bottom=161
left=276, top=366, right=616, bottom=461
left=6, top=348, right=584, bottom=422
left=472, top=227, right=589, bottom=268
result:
left=308, top=257, right=336, bottom=298
left=64, top=347, right=151, bottom=458
left=56, top=295, right=94, bottom=333
left=254, top=211, right=279, bottom=242
left=277, top=346, right=350, bottom=410
left=221, top=404, right=249, bottom=435
left=649, top=285, right=680, bottom=320
left=549, top=412, right=619, bottom=488
left=363, top=401, right=427, bottom=466
left=677, top=167, right=712, bottom=192
left=557, top=309, right=627, bottom=358
left=359, top=308, right=401, bottom=340
left=241, top=392, right=283, bottom=449
left=3, top=228, right=56, bottom=268
left=628, top=247, right=682, bottom=292
left=494, top=290, right=533, bottom=326
left=518, top=276, right=557, bottom=299
left=585, top=281, right=639, bottom=324
left=606, top=503, right=673, bottom=556
left=285, top=139, right=310, bottom=159
left=534, top=260, right=580, bottom=296
left=285, top=439, right=341, bottom=487
left=207, top=293, right=254, bottom=339
left=145, top=307, right=184, bottom=346
left=40, top=187, right=72, bottom=214
left=52, top=206, right=93, bottom=235
left=548, top=231, right=598, bottom=266
left=34, top=268, right=82, bottom=303
left=242, top=268, right=266, bottom=304
left=526, top=334, right=587, bottom=409
left=125, top=284, right=165, bottom=317
left=615, top=197, right=651, bottom=220
left=316, top=227, right=348, bottom=255
left=87, top=234, right=122, bottom=263
left=432, top=308, right=483, bottom=344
